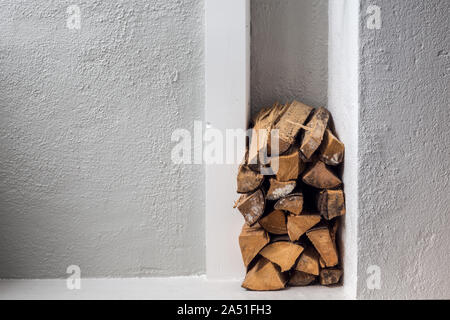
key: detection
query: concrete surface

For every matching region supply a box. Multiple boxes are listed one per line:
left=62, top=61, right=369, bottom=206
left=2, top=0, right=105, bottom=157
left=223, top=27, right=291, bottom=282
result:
left=358, top=0, right=450, bottom=299
left=0, top=276, right=351, bottom=300
left=0, top=0, right=205, bottom=278
left=250, top=0, right=328, bottom=115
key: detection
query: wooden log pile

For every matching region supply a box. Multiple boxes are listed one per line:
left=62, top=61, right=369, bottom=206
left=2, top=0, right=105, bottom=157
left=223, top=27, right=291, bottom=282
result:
left=234, top=101, right=345, bottom=291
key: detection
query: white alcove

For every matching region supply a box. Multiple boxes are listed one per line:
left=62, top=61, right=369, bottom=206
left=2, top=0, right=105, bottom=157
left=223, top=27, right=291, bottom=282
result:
left=205, top=0, right=358, bottom=299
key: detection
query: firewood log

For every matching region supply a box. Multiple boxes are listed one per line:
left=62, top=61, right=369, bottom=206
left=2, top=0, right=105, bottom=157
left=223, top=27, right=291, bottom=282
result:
left=287, top=214, right=321, bottom=241
left=274, top=193, right=303, bottom=215
left=242, top=257, right=287, bottom=291
left=237, top=164, right=264, bottom=193
left=320, top=129, right=344, bottom=165
left=295, top=246, right=320, bottom=276
left=318, top=189, right=346, bottom=220
left=270, top=150, right=303, bottom=181
left=319, top=268, right=343, bottom=286
left=272, top=101, right=314, bottom=154
left=330, top=219, right=340, bottom=244
left=259, top=241, right=304, bottom=272
left=234, top=189, right=265, bottom=225
left=248, top=103, right=286, bottom=166
left=288, top=271, right=317, bottom=286
left=300, top=107, right=330, bottom=159
left=306, top=225, right=339, bottom=267
left=258, top=210, right=287, bottom=235
left=238, top=223, right=270, bottom=268
left=266, top=178, right=296, bottom=200
left=302, top=160, right=342, bottom=189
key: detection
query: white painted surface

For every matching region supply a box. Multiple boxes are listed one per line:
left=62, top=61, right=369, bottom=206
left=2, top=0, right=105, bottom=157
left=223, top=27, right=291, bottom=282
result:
left=0, top=0, right=205, bottom=278
left=205, top=0, right=250, bottom=279
left=358, top=0, right=450, bottom=299
left=0, top=277, right=351, bottom=300
left=328, top=0, right=359, bottom=299
left=251, top=0, right=328, bottom=115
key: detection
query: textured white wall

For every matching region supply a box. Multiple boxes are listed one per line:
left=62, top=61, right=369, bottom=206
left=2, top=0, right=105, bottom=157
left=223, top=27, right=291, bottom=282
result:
left=358, top=0, right=450, bottom=299
left=0, top=0, right=205, bottom=278
left=328, top=0, right=359, bottom=299
left=251, top=0, right=328, bottom=115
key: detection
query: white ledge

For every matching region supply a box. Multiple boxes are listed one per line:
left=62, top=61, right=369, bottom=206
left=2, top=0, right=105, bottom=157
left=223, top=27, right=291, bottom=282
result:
left=0, top=276, right=352, bottom=300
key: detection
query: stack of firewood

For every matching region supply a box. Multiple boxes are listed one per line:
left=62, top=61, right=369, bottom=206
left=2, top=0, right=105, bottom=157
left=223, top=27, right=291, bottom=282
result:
left=234, top=101, right=345, bottom=291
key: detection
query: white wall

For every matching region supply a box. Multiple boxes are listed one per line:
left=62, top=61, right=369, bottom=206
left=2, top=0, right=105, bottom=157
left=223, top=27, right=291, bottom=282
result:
left=358, top=0, right=450, bottom=299
left=251, top=0, right=328, bottom=115
left=0, top=0, right=205, bottom=278
left=328, top=0, right=359, bottom=299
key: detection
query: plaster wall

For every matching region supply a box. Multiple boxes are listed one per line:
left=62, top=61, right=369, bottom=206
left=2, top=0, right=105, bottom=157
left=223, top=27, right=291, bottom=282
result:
left=358, top=0, right=450, bottom=299
left=250, top=0, right=328, bottom=115
left=0, top=0, right=205, bottom=278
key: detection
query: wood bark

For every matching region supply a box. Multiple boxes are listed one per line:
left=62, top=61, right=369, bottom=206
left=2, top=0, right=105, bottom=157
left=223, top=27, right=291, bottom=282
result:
left=318, top=189, right=346, bottom=220
left=319, top=268, right=343, bottom=286
left=288, top=271, right=316, bottom=286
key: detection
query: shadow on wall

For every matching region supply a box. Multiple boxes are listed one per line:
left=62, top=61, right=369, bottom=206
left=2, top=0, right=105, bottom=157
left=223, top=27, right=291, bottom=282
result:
left=251, top=0, right=328, bottom=116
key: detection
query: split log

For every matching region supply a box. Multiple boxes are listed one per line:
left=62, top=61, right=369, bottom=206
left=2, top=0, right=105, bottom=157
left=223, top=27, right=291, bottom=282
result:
left=238, top=223, right=270, bottom=268
left=271, top=150, right=303, bottom=182
left=318, top=189, right=346, bottom=220
left=234, top=189, right=265, bottom=225
left=302, top=161, right=342, bottom=189
left=319, top=268, right=343, bottom=286
left=287, top=214, right=321, bottom=241
left=295, top=246, right=320, bottom=276
left=266, top=179, right=296, bottom=201
left=306, top=226, right=339, bottom=267
left=272, top=101, right=314, bottom=154
left=300, top=107, right=330, bottom=159
left=242, top=257, right=287, bottom=291
left=320, top=129, right=344, bottom=165
left=274, top=193, right=303, bottom=215
left=248, top=103, right=286, bottom=166
left=237, top=164, right=264, bottom=193
left=330, top=219, right=340, bottom=244
left=259, top=210, right=287, bottom=235
left=288, top=271, right=317, bottom=286
left=259, top=241, right=304, bottom=272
